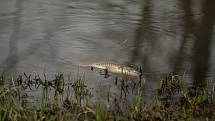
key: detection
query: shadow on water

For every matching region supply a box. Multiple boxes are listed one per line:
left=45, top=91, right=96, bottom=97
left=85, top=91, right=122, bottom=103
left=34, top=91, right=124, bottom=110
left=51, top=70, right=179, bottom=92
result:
left=173, top=0, right=195, bottom=73
left=0, top=0, right=215, bottom=89
left=1, top=0, right=69, bottom=74
left=1, top=0, right=24, bottom=74
left=128, top=0, right=158, bottom=103
left=131, top=0, right=215, bottom=88
left=18, top=1, right=69, bottom=70
left=130, top=0, right=156, bottom=71
left=174, top=0, right=215, bottom=88
left=192, top=0, right=215, bottom=88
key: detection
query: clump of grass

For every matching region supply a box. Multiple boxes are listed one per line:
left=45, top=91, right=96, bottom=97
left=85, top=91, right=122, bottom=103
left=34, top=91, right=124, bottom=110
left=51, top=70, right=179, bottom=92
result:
left=129, top=87, right=144, bottom=120
left=71, top=76, right=92, bottom=106
left=0, top=72, right=215, bottom=120
left=0, top=87, right=32, bottom=121
left=119, top=74, right=130, bottom=98
left=158, top=73, right=182, bottom=97
left=0, top=73, right=5, bottom=85
left=95, top=104, right=107, bottom=121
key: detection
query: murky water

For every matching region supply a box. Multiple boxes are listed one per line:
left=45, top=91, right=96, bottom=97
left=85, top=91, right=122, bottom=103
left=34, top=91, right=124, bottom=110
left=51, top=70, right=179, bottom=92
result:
left=0, top=0, right=215, bottom=101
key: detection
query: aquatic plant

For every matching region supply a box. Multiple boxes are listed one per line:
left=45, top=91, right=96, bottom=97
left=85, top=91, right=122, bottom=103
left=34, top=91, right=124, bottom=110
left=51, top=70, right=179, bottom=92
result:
left=0, top=72, right=214, bottom=120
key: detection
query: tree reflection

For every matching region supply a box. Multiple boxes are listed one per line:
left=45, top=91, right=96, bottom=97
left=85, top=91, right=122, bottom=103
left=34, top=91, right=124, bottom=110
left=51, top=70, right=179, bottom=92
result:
left=1, top=0, right=24, bottom=74
left=130, top=0, right=155, bottom=71
left=174, top=0, right=194, bottom=73
left=1, top=0, right=68, bottom=74
left=132, top=0, right=215, bottom=88
left=192, top=0, right=215, bottom=88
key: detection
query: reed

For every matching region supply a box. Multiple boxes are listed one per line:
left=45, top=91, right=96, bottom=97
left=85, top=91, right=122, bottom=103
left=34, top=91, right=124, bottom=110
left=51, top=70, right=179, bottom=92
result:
left=0, top=72, right=214, bottom=120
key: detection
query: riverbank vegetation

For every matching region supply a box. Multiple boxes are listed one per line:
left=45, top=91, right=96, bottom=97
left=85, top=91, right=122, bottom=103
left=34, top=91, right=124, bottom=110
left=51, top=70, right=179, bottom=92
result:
left=0, top=73, right=215, bottom=121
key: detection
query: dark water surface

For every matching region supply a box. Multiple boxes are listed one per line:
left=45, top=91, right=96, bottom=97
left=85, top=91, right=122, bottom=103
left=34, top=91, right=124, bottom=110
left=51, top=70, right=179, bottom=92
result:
left=0, top=0, right=215, bottom=101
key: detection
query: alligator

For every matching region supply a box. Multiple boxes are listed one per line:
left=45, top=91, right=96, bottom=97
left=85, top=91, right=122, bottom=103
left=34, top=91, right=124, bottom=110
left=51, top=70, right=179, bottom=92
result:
left=81, top=62, right=141, bottom=76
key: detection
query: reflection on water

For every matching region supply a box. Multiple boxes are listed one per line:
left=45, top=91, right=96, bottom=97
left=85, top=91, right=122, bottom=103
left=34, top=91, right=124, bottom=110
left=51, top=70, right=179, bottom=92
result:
left=0, top=0, right=215, bottom=90
left=192, top=0, right=215, bottom=88
left=130, top=0, right=156, bottom=73
left=1, top=0, right=24, bottom=74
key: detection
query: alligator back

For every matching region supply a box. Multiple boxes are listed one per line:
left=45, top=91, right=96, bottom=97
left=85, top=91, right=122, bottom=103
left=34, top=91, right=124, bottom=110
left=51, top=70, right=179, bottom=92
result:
left=81, top=62, right=140, bottom=76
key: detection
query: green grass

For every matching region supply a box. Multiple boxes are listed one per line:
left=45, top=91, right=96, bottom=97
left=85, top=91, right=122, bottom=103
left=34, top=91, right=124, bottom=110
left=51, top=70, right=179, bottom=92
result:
left=0, top=73, right=215, bottom=121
